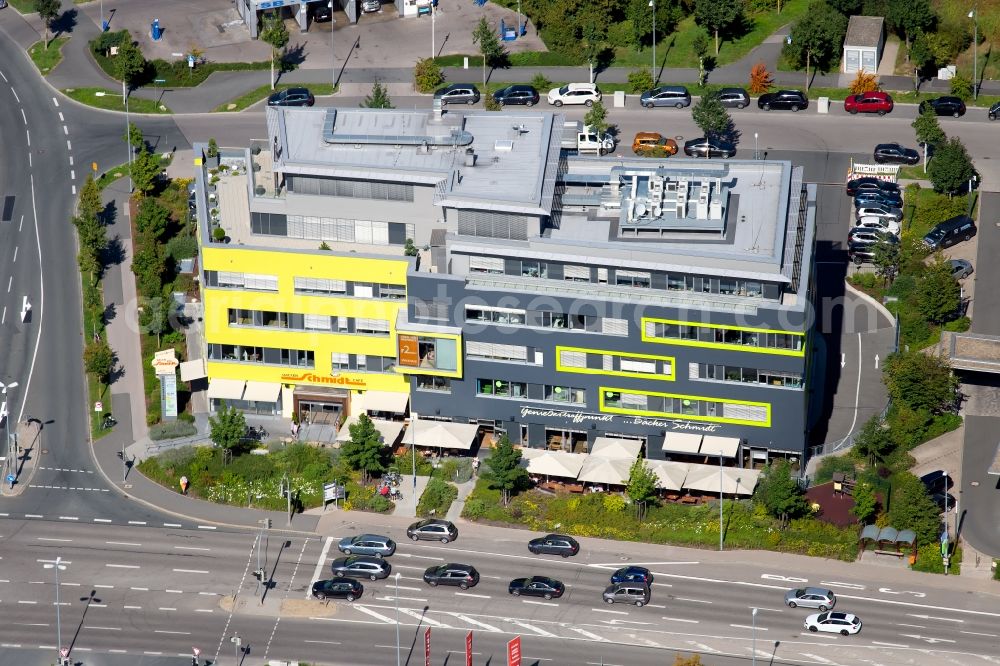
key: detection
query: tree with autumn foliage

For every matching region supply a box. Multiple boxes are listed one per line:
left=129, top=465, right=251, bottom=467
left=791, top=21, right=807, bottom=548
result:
left=748, top=62, right=773, bottom=94
left=848, top=70, right=880, bottom=94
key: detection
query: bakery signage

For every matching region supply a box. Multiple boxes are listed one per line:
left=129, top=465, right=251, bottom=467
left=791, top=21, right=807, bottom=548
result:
left=518, top=406, right=724, bottom=432
left=279, top=372, right=366, bottom=387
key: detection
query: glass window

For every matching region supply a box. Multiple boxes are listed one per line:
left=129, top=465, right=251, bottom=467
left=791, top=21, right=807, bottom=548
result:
left=521, top=261, right=547, bottom=278
left=720, top=278, right=738, bottom=295
left=417, top=376, right=451, bottom=392
left=667, top=274, right=685, bottom=291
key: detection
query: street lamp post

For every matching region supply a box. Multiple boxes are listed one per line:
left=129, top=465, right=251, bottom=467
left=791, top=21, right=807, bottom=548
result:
left=394, top=572, right=402, bottom=666
left=718, top=452, right=724, bottom=551
left=969, top=8, right=978, bottom=100
left=329, top=1, right=335, bottom=90
left=751, top=607, right=759, bottom=666
left=1, top=381, right=19, bottom=484
left=411, top=412, right=418, bottom=515
left=43, top=557, right=68, bottom=665
left=649, top=0, right=656, bottom=84
left=431, top=1, right=436, bottom=59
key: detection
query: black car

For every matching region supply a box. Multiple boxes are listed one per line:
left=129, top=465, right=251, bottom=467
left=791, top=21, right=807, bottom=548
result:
left=312, top=4, right=333, bottom=21
left=854, top=190, right=903, bottom=208
left=919, top=96, right=966, bottom=118
left=920, top=470, right=954, bottom=495
left=434, top=83, right=480, bottom=105
left=717, top=87, right=750, bottom=109
left=312, top=578, right=363, bottom=601
left=508, top=576, right=565, bottom=599
left=758, top=90, right=808, bottom=111
left=873, top=142, right=919, bottom=165
left=407, top=518, right=458, bottom=543
left=267, top=87, right=315, bottom=107
left=846, top=177, right=900, bottom=196
left=990, top=101, right=1000, bottom=121
left=330, top=555, right=391, bottom=581
left=528, top=533, right=579, bottom=557
left=610, top=566, right=653, bottom=585
left=923, top=214, right=977, bottom=249
left=493, top=85, right=539, bottom=106
left=683, top=136, right=737, bottom=158
left=423, top=563, right=480, bottom=589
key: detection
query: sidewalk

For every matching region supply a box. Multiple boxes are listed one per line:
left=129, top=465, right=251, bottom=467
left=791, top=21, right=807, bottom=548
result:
left=391, top=473, right=429, bottom=518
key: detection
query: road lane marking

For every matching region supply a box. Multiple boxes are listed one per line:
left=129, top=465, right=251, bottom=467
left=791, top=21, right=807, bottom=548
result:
left=674, top=597, right=712, bottom=604
left=896, top=623, right=926, bottom=629
left=906, top=613, right=964, bottom=623
left=307, top=536, right=333, bottom=594
left=396, top=553, right=445, bottom=561
left=106, top=542, right=141, bottom=547
left=661, top=617, right=699, bottom=624
left=797, top=657, right=833, bottom=665
left=376, top=595, right=428, bottom=603
left=304, top=640, right=342, bottom=645
left=399, top=608, right=448, bottom=627
left=820, top=581, right=865, bottom=590
left=591, top=608, right=629, bottom=615
left=93, top=585, right=114, bottom=589
left=93, top=519, right=111, bottom=523
left=752, top=607, right=785, bottom=613
left=390, top=564, right=427, bottom=570
left=569, top=628, right=608, bottom=641
left=58, top=112, right=64, bottom=122
left=127, top=521, right=146, bottom=526
left=353, top=605, right=396, bottom=624
left=0, top=644, right=21, bottom=648
left=130, top=587, right=149, bottom=591
left=731, top=624, right=766, bottom=630
left=109, top=650, right=127, bottom=654
left=37, top=538, right=72, bottom=542
left=521, top=600, right=559, bottom=607
left=85, top=627, right=121, bottom=631
left=172, top=569, right=209, bottom=574
left=165, top=589, right=183, bottom=594
left=59, top=583, right=81, bottom=587
left=450, top=613, right=500, bottom=632
left=62, top=125, right=68, bottom=135
left=960, top=631, right=997, bottom=637
left=511, top=620, right=557, bottom=637
left=25, top=514, right=43, bottom=518
left=17, top=600, right=37, bottom=604
left=454, top=592, right=491, bottom=599
left=158, top=607, right=177, bottom=612
left=394, top=585, right=421, bottom=591
left=174, top=546, right=210, bottom=551
left=198, top=592, right=220, bottom=596
left=123, top=605, right=141, bottom=610
left=20, top=109, right=26, bottom=124
left=195, top=609, right=214, bottom=613
left=89, top=604, right=107, bottom=608
left=197, top=525, right=217, bottom=530
left=106, top=564, right=139, bottom=569
left=154, top=630, right=191, bottom=635
left=163, top=523, right=182, bottom=528
left=871, top=641, right=909, bottom=648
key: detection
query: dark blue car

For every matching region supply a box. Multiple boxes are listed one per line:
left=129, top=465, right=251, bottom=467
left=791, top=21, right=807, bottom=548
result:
left=610, top=566, right=653, bottom=585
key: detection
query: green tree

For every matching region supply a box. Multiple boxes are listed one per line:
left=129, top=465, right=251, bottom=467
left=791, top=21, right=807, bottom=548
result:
left=888, top=472, right=942, bottom=545
left=139, top=291, right=173, bottom=346
left=580, top=12, right=607, bottom=84
left=78, top=175, right=103, bottom=222
left=850, top=481, right=877, bottom=524
left=626, top=458, right=659, bottom=521
left=949, top=73, right=973, bottom=101
left=753, top=459, right=809, bottom=526
left=693, top=0, right=743, bottom=56
left=871, top=238, right=899, bottom=284
left=785, top=2, right=848, bottom=91
left=35, top=0, right=61, bottom=49
left=259, top=10, right=289, bottom=90
left=908, top=30, right=935, bottom=91
left=73, top=214, right=106, bottom=281
left=916, top=257, right=961, bottom=324
left=912, top=106, right=945, bottom=172
left=130, top=147, right=160, bottom=197
left=361, top=79, right=393, bottom=109
left=135, top=197, right=170, bottom=239
left=584, top=100, right=609, bottom=134
left=886, top=0, right=936, bottom=52
left=413, top=58, right=445, bottom=94
left=825, top=0, right=861, bottom=13
left=693, top=29, right=711, bottom=86
left=927, top=137, right=975, bottom=197
left=484, top=435, right=530, bottom=505
left=131, top=232, right=166, bottom=298
left=884, top=350, right=959, bottom=413
left=209, top=403, right=248, bottom=452
left=342, top=413, right=387, bottom=483
left=83, top=339, right=115, bottom=381
left=852, top=416, right=896, bottom=466
left=472, top=17, right=507, bottom=88
left=691, top=91, right=732, bottom=141
left=125, top=122, right=144, bottom=152
left=113, top=39, right=147, bottom=90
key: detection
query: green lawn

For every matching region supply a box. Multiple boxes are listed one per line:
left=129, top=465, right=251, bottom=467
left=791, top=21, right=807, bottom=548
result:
left=8, top=0, right=35, bottom=13
left=62, top=88, right=172, bottom=114
left=27, top=37, right=68, bottom=75
left=213, top=83, right=336, bottom=112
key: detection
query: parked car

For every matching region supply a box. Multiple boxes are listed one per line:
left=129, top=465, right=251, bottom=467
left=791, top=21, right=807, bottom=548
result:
left=632, top=132, right=678, bottom=157
left=434, top=84, right=480, bottom=105
left=331, top=555, right=391, bottom=581
left=873, top=142, right=919, bottom=165
left=844, top=91, right=893, bottom=115
left=312, top=3, right=333, bottom=21
left=846, top=177, right=900, bottom=197
left=920, top=470, right=955, bottom=493
left=758, top=90, right=808, bottom=111
left=804, top=611, right=862, bottom=636
left=337, top=534, right=396, bottom=558
left=848, top=241, right=884, bottom=265
left=785, top=587, right=837, bottom=611
left=547, top=83, right=601, bottom=107
left=407, top=518, right=458, bottom=543
left=990, top=101, right=1000, bottom=121
left=923, top=215, right=977, bottom=249
left=856, top=205, right=903, bottom=222
left=854, top=190, right=902, bottom=208
left=493, top=85, right=539, bottom=107
left=639, top=85, right=691, bottom=109
left=361, top=0, right=381, bottom=13
left=717, top=87, right=750, bottom=109
left=848, top=227, right=898, bottom=246
left=527, top=534, right=579, bottom=557
left=312, top=579, right=363, bottom=601
left=683, top=136, right=736, bottom=158
left=610, top=566, right=653, bottom=585
left=267, top=87, right=315, bottom=107
left=602, top=582, right=651, bottom=606
left=855, top=215, right=900, bottom=235
left=919, top=96, right=966, bottom=118
left=508, top=576, right=565, bottom=599
left=423, top=563, right=480, bottom=589
left=950, top=259, right=974, bottom=279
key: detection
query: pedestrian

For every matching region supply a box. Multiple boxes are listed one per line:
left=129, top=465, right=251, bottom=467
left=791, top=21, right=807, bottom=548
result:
left=179, top=475, right=189, bottom=495
left=472, top=457, right=480, bottom=476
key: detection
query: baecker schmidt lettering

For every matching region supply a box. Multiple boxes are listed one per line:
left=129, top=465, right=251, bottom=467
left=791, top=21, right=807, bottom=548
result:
left=280, top=372, right=366, bottom=387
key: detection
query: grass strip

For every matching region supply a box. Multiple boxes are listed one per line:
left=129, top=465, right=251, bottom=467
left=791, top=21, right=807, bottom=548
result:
left=62, top=87, right=173, bottom=114
left=213, top=82, right=336, bottom=112
left=27, top=37, right=68, bottom=75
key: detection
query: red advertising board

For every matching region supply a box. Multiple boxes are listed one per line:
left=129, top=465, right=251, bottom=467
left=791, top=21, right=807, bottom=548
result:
left=465, top=631, right=473, bottom=666
left=424, top=627, right=432, bottom=666
left=507, top=636, right=521, bottom=666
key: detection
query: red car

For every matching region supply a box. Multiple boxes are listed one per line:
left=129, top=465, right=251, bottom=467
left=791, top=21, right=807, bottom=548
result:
left=844, top=91, right=893, bottom=115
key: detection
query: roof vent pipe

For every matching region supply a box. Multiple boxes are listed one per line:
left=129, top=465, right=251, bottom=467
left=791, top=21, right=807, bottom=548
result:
left=464, top=148, right=476, bottom=167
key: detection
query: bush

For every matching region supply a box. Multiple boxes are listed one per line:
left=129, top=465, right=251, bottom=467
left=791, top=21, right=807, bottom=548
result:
left=627, top=69, right=654, bottom=94
left=848, top=70, right=880, bottom=94
left=177, top=411, right=196, bottom=423
left=484, top=95, right=502, bottom=111
left=944, top=316, right=971, bottom=332
left=530, top=73, right=552, bottom=92
left=212, top=226, right=226, bottom=242
left=435, top=458, right=473, bottom=484
left=848, top=272, right=877, bottom=291
left=414, top=58, right=445, bottom=94
left=949, top=73, right=973, bottom=100
left=166, top=235, right=198, bottom=262
left=813, top=455, right=858, bottom=485
left=417, top=478, right=459, bottom=516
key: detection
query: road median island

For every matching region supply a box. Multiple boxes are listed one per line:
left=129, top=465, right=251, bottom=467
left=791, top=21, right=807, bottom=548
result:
left=61, top=87, right=173, bottom=114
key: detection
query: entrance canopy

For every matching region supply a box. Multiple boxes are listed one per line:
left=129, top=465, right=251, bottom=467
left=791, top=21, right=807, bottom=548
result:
left=683, top=464, right=760, bottom=495
left=410, top=420, right=480, bottom=451
left=180, top=358, right=207, bottom=382
left=207, top=378, right=245, bottom=401
left=661, top=432, right=703, bottom=455
left=336, top=415, right=405, bottom=446
left=520, top=449, right=589, bottom=478
left=356, top=390, right=409, bottom=414
left=577, top=456, right=632, bottom=485
left=243, top=381, right=282, bottom=403
left=590, top=437, right=642, bottom=460
left=646, top=460, right=690, bottom=492
left=700, top=435, right=740, bottom=458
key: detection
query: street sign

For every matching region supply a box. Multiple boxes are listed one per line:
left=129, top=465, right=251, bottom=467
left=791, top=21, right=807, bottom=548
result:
left=6, top=474, right=15, bottom=486
left=94, top=401, right=103, bottom=412
left=424, top=627, right=431, bottom=666
left=507, top=636, right=521, bottom=666
left=60, top=648, right=69, bottom=658
left=323, top=482, right=345, bottom=501
left=465, top=631, right=473, bottom=666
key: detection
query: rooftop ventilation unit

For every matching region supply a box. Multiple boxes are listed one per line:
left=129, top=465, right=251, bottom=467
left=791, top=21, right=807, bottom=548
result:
left=494, top=140, right=514, bottom=152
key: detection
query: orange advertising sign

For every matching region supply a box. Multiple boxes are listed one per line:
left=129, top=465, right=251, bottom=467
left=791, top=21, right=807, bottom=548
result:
left=398, top=334, right=419, bottom=367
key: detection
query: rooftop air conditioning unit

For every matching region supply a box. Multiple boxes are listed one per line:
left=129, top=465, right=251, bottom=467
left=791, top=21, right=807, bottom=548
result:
left=494, top=140, right=514, bottom=152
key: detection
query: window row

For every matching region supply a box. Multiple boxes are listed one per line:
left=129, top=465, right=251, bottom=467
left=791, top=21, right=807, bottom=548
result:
left=558, top=348, right=673, bottom=380
left=690, top=363, right=803, bottom=389
left=476, top=378, right=586, bottom=404
left=644, top=320, right=804, bottom=352
left=208, top=343, right=314, bottom=367
left=330, top=354, right=397, bottom=373
left=464, top=305, right=628, bottom=336
left=462, top=255, right=781, bottom=300
left=293, top=277, right=406, bottom=300
left=602, top=390, right=769, bottom=423
left=228, top=309, right=390, bottom=336
left=465, top=341, right=543, bottom=365
left=286, top=175, right=415, bottom=202
left=250, top=211, right=413, bottom=247
left=205, top=271, right=279, bottom=292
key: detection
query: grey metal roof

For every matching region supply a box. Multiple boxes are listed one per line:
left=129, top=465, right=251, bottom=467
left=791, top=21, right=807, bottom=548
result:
left=844, top=16, right=884, bottom=48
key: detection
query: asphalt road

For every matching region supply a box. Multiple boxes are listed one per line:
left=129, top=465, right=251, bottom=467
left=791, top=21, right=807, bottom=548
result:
left=0, top=518, right=997, bottom=666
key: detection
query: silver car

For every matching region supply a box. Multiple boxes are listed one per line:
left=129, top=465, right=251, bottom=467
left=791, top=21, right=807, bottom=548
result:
left=338, top=534, right=396, bottom=558
left=785, top=587, right=836, bottom=611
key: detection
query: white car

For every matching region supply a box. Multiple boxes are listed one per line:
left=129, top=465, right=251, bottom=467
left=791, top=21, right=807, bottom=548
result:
left=362, top=0, right=381, bottom=12
left=804, top=611, right=862, bottom=636
left=547, top=83, right=601, bottom=107
left=856, top=205, right=902, bottom=222
left=855, top=215, right=900, bottom=235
